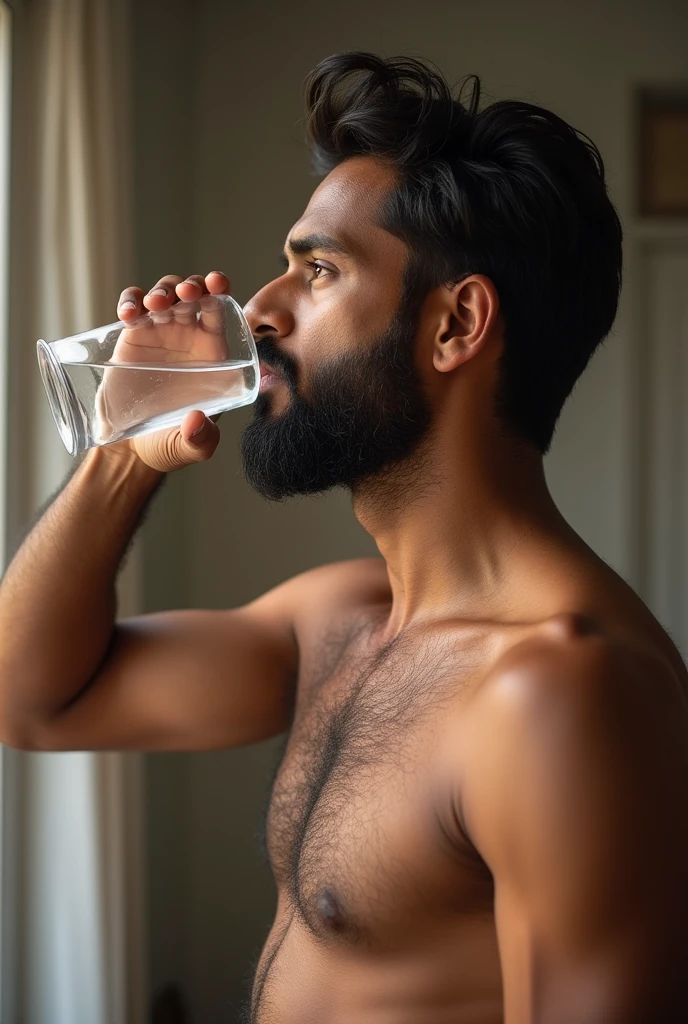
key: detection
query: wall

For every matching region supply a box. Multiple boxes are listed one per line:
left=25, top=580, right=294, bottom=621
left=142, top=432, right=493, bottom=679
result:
left=129, top=0, right=197, bottom=1009
left=133, top=1, right=688, bottom=1019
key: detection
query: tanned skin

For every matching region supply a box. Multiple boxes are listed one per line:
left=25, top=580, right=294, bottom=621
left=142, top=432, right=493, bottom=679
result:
left=239, top=158, right=688, bottom=1023
left=4, top=156, right=687, bottom=1023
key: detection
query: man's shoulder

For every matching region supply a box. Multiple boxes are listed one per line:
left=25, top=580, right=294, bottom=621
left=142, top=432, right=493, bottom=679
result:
left=471, top=615, right=683, bottom=726
left=454, top=617, right=688, bottom=823
left=450, top=616, right=688, bottom=864
left=288, top=556, right=390, bottom=637
left=493, top=615, right=679, bottom=695
left=290, top=556, right=389, bottom=602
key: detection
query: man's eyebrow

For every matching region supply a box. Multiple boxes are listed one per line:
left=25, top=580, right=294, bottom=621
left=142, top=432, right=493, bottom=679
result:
left=280, top=233, right=354, bottom=265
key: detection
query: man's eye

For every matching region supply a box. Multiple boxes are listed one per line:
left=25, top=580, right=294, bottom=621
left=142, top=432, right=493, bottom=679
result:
left=304, top=259, right=334, bottom=282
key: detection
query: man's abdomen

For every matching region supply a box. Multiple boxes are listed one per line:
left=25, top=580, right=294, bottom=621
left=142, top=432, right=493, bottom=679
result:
left=249, top=899, right=503, bottom=1024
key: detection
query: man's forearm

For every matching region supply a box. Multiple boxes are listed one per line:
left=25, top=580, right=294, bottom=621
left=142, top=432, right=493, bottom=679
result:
left=0, top=447, right=165, bottom=743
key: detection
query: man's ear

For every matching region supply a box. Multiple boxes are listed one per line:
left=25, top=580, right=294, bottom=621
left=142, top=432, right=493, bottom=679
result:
left=432, top=274, right=501, bottom=374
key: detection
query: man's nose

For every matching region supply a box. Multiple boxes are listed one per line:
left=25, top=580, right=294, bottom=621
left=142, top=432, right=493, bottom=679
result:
left=243, top=285, right=294, bottom=339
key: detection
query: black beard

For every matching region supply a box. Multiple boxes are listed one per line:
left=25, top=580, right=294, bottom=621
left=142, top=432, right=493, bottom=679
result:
left=239, top=295, right=434, bottom=502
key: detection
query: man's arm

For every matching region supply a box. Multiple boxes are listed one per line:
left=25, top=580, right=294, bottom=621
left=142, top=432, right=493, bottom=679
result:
left=0, top=445, right=166, bottom=742
left=456, top=631, right=688, bottom=1023
left=0, top=438, right=302, bottom=754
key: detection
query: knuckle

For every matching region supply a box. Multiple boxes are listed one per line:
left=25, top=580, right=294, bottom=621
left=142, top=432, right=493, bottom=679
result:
left=162, top=432, right=181, bottom=468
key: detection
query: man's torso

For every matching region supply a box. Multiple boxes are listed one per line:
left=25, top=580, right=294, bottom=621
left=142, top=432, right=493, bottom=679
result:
left=247, top=556, right=687, bottom=1024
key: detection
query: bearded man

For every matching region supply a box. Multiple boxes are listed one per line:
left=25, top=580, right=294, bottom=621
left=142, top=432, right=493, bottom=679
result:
left=2, top=52, right=687, bottom=1024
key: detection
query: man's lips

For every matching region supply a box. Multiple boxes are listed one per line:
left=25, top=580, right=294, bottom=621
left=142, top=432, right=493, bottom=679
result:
left=259, top=363, right=283, bottom=390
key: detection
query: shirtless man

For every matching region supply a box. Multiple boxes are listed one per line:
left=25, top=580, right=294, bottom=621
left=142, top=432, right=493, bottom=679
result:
left=1, top=51, right=687, bottom=1023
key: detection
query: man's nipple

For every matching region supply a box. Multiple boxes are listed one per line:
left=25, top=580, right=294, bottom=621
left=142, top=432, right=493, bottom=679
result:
left=316, top=888, right=347, bottom=933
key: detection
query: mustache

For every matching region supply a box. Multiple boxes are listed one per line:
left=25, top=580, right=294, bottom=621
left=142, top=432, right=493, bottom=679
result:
left=254, top=335, right=297, bottom=383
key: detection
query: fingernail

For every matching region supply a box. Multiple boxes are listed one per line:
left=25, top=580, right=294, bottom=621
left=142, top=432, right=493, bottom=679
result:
left=119, top=300, right=135, bottom=310
left=149, top=287, right=167, bottom=297
left=190, top=422, right=204, bottom=438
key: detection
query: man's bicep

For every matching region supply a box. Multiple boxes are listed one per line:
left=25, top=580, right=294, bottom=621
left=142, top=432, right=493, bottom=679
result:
left=458, top=636, right=688, bottom=1022
left=19, top=557, right=384, bottom=754
left=20, top=565, right=322, bottom=753
left=23, top=601, right=297, bottom=753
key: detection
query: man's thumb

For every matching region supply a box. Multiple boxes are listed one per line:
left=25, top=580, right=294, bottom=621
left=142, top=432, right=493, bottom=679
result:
left=181, top=413, right=220, bottom=461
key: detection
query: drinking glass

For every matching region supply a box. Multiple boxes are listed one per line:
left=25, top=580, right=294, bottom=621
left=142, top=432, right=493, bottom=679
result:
left=36, top=294, right=259, bottom=456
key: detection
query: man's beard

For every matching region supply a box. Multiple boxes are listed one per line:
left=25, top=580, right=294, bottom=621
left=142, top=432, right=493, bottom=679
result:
left=239, top=294, right=435, bottom=502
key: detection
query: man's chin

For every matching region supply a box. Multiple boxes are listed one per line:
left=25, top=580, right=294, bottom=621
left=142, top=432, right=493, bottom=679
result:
left=239, top=467, right=341, bottom=503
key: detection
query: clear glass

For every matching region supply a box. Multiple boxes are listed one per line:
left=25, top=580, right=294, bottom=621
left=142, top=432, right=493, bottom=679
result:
left=36, top=294, right=259, bottom=456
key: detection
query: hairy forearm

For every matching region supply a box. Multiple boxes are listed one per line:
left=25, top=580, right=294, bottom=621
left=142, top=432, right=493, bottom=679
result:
left=0, top=447, right=165, bottom=742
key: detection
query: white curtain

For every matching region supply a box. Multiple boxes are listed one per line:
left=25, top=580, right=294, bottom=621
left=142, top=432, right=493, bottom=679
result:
left=3, top=1, right=147, bottom=1022
left=639, top=243, right=688, bottom=661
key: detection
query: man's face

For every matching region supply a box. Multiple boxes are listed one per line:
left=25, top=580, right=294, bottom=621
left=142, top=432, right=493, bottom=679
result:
left=240, top=157, right=435, bottom=502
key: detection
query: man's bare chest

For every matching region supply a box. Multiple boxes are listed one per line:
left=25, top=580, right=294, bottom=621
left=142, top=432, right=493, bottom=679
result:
left=259, top=611, right=497, bottom=949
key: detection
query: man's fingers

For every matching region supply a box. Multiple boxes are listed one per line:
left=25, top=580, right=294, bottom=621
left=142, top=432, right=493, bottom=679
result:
left=117, top=286, right=146, bottom=319
left=175, top=275, right=207, bottom=301
left=176, top=272, right=231, bottom=328
left=192, top=271, right=231, bottom=334
left=176, top=271, right=230, bottom=301
left=198, top=294, right=229, bottom=335
left=142, top=274, right=185, bottom=311
left=171, top=299, right=201, bottom=325
left=117, top=272, right=230, bottom=323
left=205, top=271, right=231, bottom=294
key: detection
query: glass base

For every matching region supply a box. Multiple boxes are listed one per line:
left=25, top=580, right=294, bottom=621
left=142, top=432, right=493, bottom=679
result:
left=36, top=339, right=84, bottom=456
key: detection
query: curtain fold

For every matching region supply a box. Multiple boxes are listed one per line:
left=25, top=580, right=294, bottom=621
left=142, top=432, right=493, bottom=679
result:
left=4, top=1, right=147, bottom=1021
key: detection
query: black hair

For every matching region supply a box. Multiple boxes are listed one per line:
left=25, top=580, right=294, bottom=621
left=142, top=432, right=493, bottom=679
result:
left=304, top=52, right=623, bottom=455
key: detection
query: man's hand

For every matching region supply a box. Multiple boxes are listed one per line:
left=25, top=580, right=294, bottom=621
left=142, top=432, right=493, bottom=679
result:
left=97, top=271, right=232, bottom=474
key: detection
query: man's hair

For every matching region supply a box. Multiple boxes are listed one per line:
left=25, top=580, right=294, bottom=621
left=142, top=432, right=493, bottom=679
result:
left=304, top=52, right=623, bottom=455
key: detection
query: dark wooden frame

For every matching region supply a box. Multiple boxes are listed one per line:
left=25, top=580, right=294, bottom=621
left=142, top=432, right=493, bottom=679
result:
left=638, top=88, right=688, bottom=217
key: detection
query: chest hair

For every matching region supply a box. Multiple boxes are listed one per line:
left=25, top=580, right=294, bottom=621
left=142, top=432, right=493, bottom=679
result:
left=258, top=611, right=485, bottom=933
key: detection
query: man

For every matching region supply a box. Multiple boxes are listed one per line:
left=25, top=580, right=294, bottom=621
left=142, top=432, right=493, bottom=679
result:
left=1, top=51, right=687, bottom=1023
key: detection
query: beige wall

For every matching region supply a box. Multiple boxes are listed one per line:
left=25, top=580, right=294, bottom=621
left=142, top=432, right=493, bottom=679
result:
left=129, top=0, right=196, bottom=1007
left=132, top=1, right=688, bottom=1019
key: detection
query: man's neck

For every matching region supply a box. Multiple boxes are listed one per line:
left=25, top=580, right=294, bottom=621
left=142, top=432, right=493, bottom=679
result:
left=351, top=433, right=585, bottom=641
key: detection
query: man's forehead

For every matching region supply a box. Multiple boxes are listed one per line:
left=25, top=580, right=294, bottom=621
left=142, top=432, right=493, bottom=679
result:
left=309, top=156, right=394, bottom=207
left=288, top=157, right=398, bottom=253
